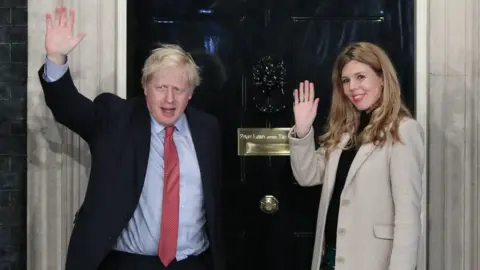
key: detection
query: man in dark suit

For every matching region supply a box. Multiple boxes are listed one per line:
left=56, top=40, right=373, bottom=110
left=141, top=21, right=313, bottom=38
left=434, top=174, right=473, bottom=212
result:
left=39, top=6, right=224, bottom=270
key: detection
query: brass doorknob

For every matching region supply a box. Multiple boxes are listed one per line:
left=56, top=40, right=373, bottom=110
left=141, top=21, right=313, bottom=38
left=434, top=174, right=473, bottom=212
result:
left=259, top=195, right=279, bottom=214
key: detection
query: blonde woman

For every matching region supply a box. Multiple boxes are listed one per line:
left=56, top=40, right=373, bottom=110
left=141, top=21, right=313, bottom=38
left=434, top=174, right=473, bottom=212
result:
left=289, top=42, right=425, bottom=270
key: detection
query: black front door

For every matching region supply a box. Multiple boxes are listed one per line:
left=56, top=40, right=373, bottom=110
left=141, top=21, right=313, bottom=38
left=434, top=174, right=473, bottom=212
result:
left=126, top=1, right=414, bottom=269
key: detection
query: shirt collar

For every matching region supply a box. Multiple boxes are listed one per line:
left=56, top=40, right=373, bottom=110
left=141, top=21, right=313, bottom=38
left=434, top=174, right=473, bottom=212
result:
left=150, top=113, right=188, bottom=136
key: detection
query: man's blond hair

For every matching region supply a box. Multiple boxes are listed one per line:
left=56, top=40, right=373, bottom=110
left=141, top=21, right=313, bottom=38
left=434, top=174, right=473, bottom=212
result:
left=141, top=44, right=201, bottom=90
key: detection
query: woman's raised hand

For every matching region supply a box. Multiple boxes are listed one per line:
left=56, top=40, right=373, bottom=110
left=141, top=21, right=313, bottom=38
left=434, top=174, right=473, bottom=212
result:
left=293, top=80, right=319, bottom=138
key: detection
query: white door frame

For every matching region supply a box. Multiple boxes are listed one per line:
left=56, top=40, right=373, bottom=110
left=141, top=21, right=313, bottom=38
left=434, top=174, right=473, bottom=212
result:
left=414, top=0, right=429, bottom=269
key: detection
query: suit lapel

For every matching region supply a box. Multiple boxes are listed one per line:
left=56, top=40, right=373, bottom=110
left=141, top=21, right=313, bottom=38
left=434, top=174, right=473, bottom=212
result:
left=344, top=142, right=377, bottom=188
left=132, top=97, right=151, bottom=197
left=185, top=107, right=213, bottom=199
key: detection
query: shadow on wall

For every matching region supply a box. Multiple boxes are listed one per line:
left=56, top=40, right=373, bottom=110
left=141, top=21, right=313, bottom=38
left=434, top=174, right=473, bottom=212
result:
left=27, top=116, right=91, bottom=170
left=28, top=72, right=117, bottom=180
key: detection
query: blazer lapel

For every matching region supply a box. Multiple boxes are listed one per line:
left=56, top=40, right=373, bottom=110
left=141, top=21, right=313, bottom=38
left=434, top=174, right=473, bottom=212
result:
left=344, top=142, right=377, bottom=188
left=132, top=97, right=151, bottom=197
left=326, top=134, right=350, bottom=197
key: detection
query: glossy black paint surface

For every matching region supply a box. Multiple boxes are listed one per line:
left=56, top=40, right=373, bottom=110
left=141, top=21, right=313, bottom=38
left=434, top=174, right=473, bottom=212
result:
left=127, top=1, right=414, bottom=269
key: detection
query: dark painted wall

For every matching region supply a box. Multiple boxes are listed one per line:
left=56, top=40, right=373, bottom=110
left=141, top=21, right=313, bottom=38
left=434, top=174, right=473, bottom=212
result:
left=0, top=0, right=27, bottom=269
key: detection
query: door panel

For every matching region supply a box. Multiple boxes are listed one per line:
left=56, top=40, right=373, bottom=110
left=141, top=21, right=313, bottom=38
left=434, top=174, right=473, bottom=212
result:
left=284, top=0, right=385, bottom=16
left=127, top=1, right=414, bottom=269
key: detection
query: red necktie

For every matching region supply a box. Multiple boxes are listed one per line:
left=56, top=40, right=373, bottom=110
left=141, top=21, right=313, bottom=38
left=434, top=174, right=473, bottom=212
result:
left=158, top=126, right=180, bottom=266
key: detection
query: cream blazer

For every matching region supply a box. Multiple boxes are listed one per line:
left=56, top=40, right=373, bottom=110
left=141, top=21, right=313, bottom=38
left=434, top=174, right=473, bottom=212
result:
left=288, top=118, right=425, bottom=270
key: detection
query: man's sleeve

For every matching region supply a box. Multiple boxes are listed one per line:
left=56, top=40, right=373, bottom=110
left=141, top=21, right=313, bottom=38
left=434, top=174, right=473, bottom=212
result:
left=43, top=56, right=69, bottom=82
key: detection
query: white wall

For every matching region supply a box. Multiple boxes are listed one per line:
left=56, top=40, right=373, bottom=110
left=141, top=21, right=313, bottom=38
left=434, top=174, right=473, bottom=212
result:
left=426, top=0, right=480, bottom=269
left=27, top=0, right=124, bottom=269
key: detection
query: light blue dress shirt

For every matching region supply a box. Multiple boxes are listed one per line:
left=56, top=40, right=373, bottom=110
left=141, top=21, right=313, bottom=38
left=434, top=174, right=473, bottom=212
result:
left=43, top=58, right=209, bottom=260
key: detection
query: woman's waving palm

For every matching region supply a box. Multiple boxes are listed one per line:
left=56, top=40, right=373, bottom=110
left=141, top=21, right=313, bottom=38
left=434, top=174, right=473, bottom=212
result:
left=293, top=80, right=319, bottom=138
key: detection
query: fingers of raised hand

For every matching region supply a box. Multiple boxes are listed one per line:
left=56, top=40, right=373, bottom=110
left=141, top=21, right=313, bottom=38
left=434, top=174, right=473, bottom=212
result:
left=68, top=8, right=75, bottom=31
left=299, top=80, right=315, bottom=102
left=54, top=6, right=62, bottom=27
left=45, top=13, right=52, bottom=29
left=59, top=6, right=69, bottom=27
left=309, top=81, right=315, bottom=103
left=299, top=82, right=305, bottom=102
left=293, top=85, right=305, bottom=105
left=52, top=6, right=69, bottom=28
left=294, top=80, right=316, bottom=106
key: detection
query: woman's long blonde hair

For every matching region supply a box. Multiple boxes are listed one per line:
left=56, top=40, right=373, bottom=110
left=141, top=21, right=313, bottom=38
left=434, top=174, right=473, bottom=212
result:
left=320, top=42, right=411, bottom=154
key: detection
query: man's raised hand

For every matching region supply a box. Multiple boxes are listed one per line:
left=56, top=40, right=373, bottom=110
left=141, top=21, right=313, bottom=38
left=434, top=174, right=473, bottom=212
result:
left=45, top=6, right=86, bottom=64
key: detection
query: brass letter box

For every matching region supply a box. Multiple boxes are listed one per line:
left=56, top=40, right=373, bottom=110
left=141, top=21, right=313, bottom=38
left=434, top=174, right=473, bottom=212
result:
left=237, top=128, right=290, bottom=156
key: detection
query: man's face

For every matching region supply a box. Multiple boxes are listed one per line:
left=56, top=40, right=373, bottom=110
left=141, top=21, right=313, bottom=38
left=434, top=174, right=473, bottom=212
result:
left=143, top=67, right=192, bottom=126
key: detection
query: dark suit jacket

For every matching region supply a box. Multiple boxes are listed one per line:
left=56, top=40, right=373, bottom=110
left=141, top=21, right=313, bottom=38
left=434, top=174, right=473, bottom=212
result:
left=38, top=67, right=225, bottom=270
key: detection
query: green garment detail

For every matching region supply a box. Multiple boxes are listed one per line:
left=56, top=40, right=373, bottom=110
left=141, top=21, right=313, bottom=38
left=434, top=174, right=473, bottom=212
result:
left=320, top=246, right=336, bottom=270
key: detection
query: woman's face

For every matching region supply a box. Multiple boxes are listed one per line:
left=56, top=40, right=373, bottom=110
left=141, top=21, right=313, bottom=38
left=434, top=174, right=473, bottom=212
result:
left=341, top=60, right=383, bottom=111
